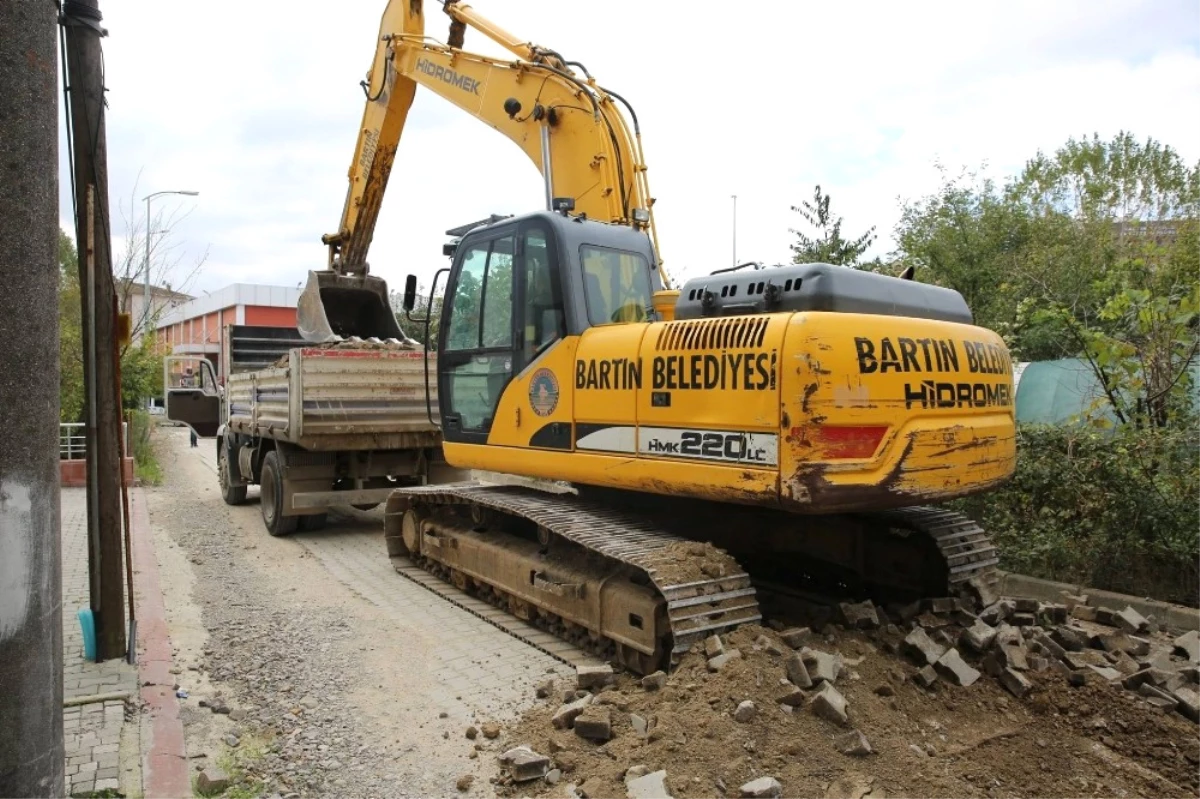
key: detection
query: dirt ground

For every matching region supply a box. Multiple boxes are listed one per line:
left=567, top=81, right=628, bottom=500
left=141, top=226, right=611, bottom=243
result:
left=145, top=427, right=573, bottom=797
left=495, top=625, right=1199, bottom=799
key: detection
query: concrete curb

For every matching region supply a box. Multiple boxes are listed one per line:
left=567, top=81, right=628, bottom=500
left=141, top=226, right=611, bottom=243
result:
left=997, top=570, right=1200, bottom=633
left=130, top=488, right=192, bottom=798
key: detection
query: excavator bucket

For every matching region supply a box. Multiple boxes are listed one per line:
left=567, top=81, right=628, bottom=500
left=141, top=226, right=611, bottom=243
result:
left=296, top=270, right=406, bottom=343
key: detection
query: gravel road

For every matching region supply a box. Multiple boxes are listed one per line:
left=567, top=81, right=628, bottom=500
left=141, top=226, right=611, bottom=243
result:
left=146, top=427, right=575, bottom=798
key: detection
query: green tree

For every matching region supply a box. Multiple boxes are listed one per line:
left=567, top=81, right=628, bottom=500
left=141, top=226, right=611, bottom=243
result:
left=59, top=229, right=85, bottom=423
left=789, top=184, right=877, bottom=267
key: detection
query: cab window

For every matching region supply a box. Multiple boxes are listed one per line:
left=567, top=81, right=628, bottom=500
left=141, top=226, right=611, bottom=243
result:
left=580, top=245, right=652, bottom=326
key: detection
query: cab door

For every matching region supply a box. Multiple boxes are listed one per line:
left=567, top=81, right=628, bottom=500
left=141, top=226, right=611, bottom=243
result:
left=436, top=221, right=568, bottom=445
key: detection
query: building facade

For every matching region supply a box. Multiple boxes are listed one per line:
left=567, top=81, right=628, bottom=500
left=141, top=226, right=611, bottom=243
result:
left=156, top=283, right=302, bottom=381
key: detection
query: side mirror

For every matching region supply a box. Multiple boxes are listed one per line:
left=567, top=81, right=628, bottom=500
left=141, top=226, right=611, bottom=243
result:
left=402, top=274, right=418, bottom=311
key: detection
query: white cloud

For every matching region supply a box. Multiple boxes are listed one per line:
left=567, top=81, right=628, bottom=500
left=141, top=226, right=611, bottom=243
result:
left=58, top=0, right=1200, bottom=300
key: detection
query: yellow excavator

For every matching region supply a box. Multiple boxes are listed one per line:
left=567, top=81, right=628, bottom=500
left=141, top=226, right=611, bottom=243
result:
left=310, top=0, right=1018, bottom=674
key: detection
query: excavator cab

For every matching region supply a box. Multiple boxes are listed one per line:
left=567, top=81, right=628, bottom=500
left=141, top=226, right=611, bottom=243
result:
left=296, top=269, right=407, bottom=343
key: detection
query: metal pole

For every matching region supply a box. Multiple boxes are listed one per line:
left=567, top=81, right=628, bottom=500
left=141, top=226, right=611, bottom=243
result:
left=540, top=125, right=554, bottom=211
left=0, top=1, right=65, bottom=794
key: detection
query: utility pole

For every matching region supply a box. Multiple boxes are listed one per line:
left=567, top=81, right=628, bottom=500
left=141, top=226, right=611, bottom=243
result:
left=63, top=0, right=126, bottom=661
left=0, top=2, right=66, bottom=796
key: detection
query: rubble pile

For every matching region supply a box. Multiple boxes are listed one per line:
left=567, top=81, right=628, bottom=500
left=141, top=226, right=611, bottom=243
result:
left=487, top=590, right=1199, bottom=799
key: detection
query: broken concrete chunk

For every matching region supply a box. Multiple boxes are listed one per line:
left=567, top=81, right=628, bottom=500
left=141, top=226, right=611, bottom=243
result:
left=927, top=597, right=957, bottom=615
left=999, top=667, right=1033, bottom=699
left=626, top=770, right=673, bottom=799
left=1039, top=603, right=1068, bottom=625
left=1172, top=687, right=1200, bottom=722
left=641, top=671, right=667, bottom=691
left=500, top=746, right=552, bottom=782
left=1051, top=626, right=1086, bottom=652
left=903, top=627, right=946, bottom=666
left=1013, top=597, right=1040, bottom=613
left=740, top=776, right=783, bottom=798
left=196, top=767, right=230, bottom=794
left=998, top=643, right=1029, bottom=671
left=980, top=599, right=1015, bottom=625
left=809, top=682, right=849, bottom=726
left=733, top=700, right=756, bottom=723
left=1089, top=665, right=1124, bottom=682
left=777, top=682, right=806, bottom=707
left=980, top=651, right=1004, bottom=678
left=935, top=648, right=981, bottom=687
left=785, top=652, right=813, bottom=689
left=1011, top=613, right=1037, bottom=627
left=913, top=665, right=939, bottom=689
left=576, top=664, right=614, bottom=690
left=1173, top=630, right=1200, bottom=663
left=705, top=635, right=725, bottom=658
left=707, top=649, right=742, bottom=672
left=800, top=647, right=842, bottom=684
left=551, top=694, right=594, bottom=729
left=1093, top=630, right=1133, bottom=653
left=1115, top=606, right=1150, bottom=634
left=1071, top=605, right=1099, bottom=623
left=573, top=706, right=612, bottom=741
left=1113, top=651, right=1141, bottom=675
left=1126, top=636, right=1151, bottom=658
left=535, top=679, right=554, bottom=699
left=961, top=619, right=998, bottom=653
left=754, top=634, right=786, bottom=657
left=1034, top=632, right=1068, bottom=663
left=835, top=728, right=873, bottom=757
left=967, top=572, right=1001, bottom=608
left=840, top=600, right=880, bottom=629
left=779, top=627, right=813, bottom=649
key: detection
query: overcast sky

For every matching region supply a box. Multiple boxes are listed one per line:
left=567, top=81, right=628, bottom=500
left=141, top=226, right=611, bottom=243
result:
left=58, top=0, right=1200, bottom=299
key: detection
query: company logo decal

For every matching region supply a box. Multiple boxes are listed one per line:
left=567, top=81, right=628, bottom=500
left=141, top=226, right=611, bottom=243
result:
left=529, top=368, right=560, bottom=417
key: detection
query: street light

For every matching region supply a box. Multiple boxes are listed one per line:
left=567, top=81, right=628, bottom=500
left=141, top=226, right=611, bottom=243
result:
left=142, top=189, right=199, bottom=336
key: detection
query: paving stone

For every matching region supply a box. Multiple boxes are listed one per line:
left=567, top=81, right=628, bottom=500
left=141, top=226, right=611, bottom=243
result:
left=999, top=667, right=1033, bottom=698
left=197, top=766, right=231, bottom=794
left=779, top=627, right=812, bottom=649
left=903, top=627, right=946, bottom=666
left=551, top=694, right=593, bottom=729
left=1173, top=630, right=1200, bottom=663
left=1092, top=630, right=1133, bottom=653
left=784, top=652, right=813, bottom=689
left=1115, top=606, right=1149, bottom=634
left=799, top=647, right=841, bottom=684
left=835, top=728, right=873, bottom=756
left=998, top=643, right=1029, bottom=671
left=1039, top=603, right=1069, bottom=625
left=809, top=682, right=849, bottom=726
left=641, top=671, right=667, bottom=691
left=626, top=769, right=673, bottom=799
left=501, top=746, right=551, bottom=782
left=1172, top=687, right=1200, bottom=722
left=1071, top=605, right=1099, bottom=622
left=1013, top=597, right=1040, bottom=613
left=707, top=649, right=742, bottom=673
left=573, top=706, right=612, bottom=741
left=1089, top=665, right=1123, bottom=682
left=576, top=664, right=614, bottom=690
left=960, top=619, right=997, bottom=653
left=776, top=682, right=806, bottom=707
left=704, top=635, right=725, bottom=658
left=979, top=600, right=1014, bottom=625
left=839, top=600, right=880, bottom=629
left=1011, top=612, right=1037, bottom=627
left=913, top=665, right=939, bottom=688
left=935, top=648, right=981, bottom=687
left=740, top=776, right=783, bottom=798
left=1051, top=626, right=1087, bottom=652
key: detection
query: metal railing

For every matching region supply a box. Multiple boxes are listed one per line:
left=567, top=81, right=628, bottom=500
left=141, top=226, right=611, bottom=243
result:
left=60, top=422, right=130, bottom=460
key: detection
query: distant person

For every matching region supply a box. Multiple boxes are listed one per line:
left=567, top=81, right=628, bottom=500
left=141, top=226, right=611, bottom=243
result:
left=189, top=427, right=198, bottom=448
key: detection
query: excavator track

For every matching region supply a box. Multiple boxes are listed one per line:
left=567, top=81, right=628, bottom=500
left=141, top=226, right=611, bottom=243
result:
left=384, top=482, right=763, bottom=673
left=383, top=482, right=1002, bottom=675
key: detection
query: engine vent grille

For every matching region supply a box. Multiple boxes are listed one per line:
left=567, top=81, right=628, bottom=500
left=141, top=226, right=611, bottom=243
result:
left=654, top=317, right=768, bottom=351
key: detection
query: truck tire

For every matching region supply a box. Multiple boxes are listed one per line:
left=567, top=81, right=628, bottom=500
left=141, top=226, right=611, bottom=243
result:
left=218, top=441, right=248, bottom=506
left=260, top=450, right=298, bottom=537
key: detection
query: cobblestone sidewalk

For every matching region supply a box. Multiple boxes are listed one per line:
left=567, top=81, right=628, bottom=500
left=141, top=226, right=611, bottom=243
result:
left=61, top=488, right=140, bottom=796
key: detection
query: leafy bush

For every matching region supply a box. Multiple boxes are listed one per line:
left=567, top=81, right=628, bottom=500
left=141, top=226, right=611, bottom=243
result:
left=952, top=423, right=1199, bottom=607
left=128, top=410, right=163, bottom=486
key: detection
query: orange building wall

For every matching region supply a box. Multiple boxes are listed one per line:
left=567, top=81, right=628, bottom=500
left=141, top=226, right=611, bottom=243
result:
left=245, top=306, right=297, bottom=327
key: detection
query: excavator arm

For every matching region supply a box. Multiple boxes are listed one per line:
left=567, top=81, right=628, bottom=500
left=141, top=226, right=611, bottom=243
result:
left=321, top=0, right=661, bottom=280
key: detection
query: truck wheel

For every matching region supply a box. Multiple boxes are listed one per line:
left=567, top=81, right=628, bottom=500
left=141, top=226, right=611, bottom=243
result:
left=218, top=442, right=248, bottom=506
left=260, top=450, right=298, bottom=537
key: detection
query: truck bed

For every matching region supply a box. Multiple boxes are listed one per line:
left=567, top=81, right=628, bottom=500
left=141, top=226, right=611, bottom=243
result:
left=225, top=344, right=441, bottom=451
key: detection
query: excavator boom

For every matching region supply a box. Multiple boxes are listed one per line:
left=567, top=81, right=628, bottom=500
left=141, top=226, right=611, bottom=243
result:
left=300, top=0, right=663, bottom=342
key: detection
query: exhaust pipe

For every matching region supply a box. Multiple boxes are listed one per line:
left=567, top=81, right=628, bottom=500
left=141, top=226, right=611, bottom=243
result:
left=296, top=270, right=409, bottom=343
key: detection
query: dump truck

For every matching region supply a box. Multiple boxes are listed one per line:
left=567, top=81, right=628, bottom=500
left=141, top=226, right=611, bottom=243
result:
left=164, top=322, right=458, bottom=535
